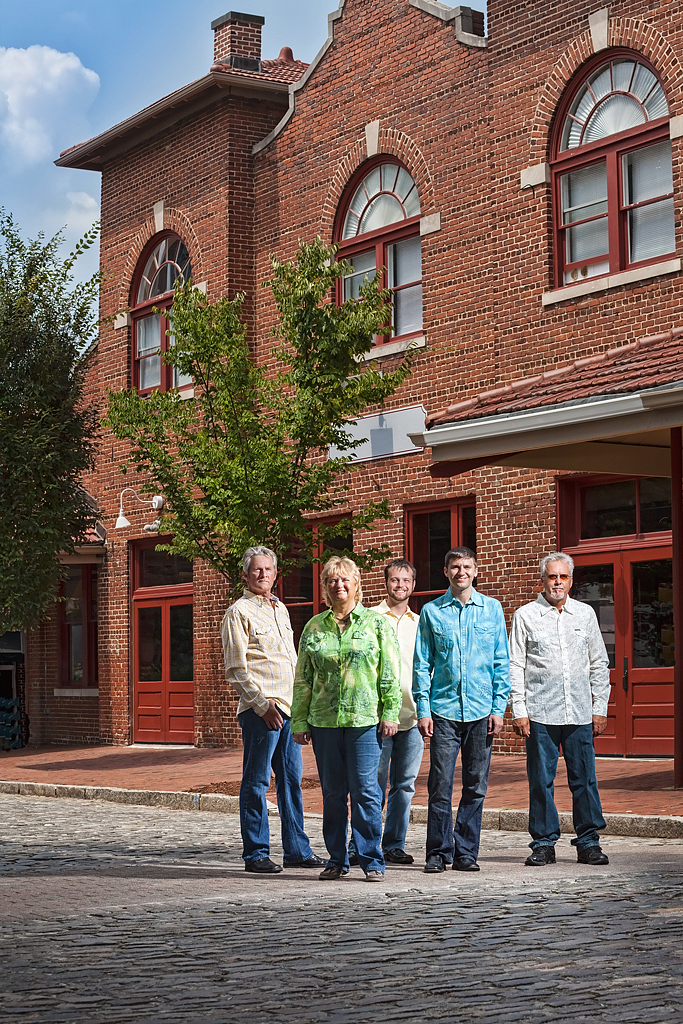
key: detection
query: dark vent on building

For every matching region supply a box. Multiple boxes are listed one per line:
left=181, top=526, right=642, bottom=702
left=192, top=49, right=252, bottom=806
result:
left=459, top=7, right=486, bottom=37
left=221, top=53, right=263, bottom=72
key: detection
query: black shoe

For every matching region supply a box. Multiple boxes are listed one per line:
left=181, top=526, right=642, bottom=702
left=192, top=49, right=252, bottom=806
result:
left=283, top=854, right=325, bottom=868
left=245, top=857, right=283, bottom=874
left=452, top=856, right=480, bottom=872
left=384, top=849, right=414, bottom=865
left=424, top=855, right=445, bottom=873
left=348, top=852, right=360, bottom=867
left=319, top=864, right=346, bottom=880
left=577, top=845, right=609, bottom=865
left=525, top=846, right=556, bottom=866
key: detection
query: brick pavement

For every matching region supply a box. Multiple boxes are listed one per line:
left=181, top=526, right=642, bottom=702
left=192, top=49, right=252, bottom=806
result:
left=1, top=795, right=682, bottom=1023
left=1, top=742, right=681, bottom=816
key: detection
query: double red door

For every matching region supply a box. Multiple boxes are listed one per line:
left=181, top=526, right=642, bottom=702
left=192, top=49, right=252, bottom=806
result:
left=134, top=596, right=194, bottom=743
left=572, top=545, right=673, bottom=756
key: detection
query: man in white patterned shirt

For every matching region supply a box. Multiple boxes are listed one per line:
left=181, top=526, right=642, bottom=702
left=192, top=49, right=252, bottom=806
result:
left=221, top=546, right=322, bottom=874
left=509, top=551, right=611, bottom=867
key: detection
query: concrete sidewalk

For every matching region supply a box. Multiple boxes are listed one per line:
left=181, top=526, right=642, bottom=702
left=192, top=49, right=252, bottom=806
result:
left=2, top=741, right=682, bottom=837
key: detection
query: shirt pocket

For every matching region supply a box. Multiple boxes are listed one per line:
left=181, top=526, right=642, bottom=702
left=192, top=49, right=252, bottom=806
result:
left=253, top=625, right=279, bottom=651
left=473, top=624, right=494, bottom=655
left=432, top=625, right=453, bottom=654
left=527, top=632, right=553, bottom=657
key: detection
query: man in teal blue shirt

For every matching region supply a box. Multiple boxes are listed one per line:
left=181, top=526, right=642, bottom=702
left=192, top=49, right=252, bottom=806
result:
left=413, top=547, right=510, bottom=873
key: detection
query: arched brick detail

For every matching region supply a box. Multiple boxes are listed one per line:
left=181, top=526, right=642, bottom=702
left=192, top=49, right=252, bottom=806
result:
left=117, top=208, right=204, bottom=311
left=319, top=128, right=436, bottom=241
left=527, top=20, right=683, bottom=165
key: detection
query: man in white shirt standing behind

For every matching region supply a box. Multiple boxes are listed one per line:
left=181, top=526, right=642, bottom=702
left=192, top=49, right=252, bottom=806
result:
left=509, top=551, right=611, bottom=867
left=373, top=558, right=423, bottom=864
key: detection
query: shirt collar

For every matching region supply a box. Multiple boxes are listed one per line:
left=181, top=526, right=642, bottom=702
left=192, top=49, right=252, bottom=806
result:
left=441, top=587, right=483, bottom=609
left=537, top=593, right=574, bottom=615
left=243, top=588, right=279, bottom=606
left=376, top=598, right=417, bottom=620
left=322, top=602, right=365, bottom=623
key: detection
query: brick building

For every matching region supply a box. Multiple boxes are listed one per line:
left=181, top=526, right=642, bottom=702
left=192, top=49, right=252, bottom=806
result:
left=27, top=1, right=682, bottom=767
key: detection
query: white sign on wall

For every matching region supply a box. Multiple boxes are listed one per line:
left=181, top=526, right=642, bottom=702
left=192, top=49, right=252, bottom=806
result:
left=329, top=405, right=426, bottom=463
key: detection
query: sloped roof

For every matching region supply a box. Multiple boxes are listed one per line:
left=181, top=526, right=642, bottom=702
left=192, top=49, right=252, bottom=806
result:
left=210, top=56, right=309, bottom=86
left=426, top=328, right=683, bottom=429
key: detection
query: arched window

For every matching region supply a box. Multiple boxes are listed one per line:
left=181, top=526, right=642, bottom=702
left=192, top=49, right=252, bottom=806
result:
left=337, top=160, right=422, bottom=345
left=131, top=234, right=193, bottom=393
left=552, top=54, right=675, bottom=288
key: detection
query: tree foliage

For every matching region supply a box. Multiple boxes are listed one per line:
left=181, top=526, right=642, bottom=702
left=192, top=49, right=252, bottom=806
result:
left=0, top=213, right=100, bottom=632
left=106, top=237, right=413, bottom=596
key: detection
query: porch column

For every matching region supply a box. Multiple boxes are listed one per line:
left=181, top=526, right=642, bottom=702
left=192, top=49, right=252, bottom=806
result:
left=672, top=427, right=683, bottom=787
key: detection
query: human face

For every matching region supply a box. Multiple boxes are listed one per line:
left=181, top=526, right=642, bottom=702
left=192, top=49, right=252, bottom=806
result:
left=385, top=568, right=416, bottom=606
left=542, top=559, right=572, bottom=608
left=325, top=572, right=358, bottom=609
left=243, top=554, right=277, bottom=598
left=444, top=557, right=477, bottom=598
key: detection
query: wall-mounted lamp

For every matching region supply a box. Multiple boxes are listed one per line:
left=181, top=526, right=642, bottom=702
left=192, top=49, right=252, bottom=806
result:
left=115, top=488, right=164, bottom=530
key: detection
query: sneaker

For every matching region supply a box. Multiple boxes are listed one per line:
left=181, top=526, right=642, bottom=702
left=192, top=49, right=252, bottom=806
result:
left=364, top=870, right=385, bottom=882
left=525, top=846, right=556, bottom=866
left=577, top=845, right=609, bottom=865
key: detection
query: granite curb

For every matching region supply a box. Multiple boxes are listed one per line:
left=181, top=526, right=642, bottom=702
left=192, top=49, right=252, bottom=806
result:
left=2, top=779, right=682, bottom=838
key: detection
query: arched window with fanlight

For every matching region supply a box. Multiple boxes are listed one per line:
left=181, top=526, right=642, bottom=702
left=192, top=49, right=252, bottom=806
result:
left=131, top=234, right=193, bottom=393
left=552, top=53, right=675, bottom=288
left=336, top=159, right=422, bottom=346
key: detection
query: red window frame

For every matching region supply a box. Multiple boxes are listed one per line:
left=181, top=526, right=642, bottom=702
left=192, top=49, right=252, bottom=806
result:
left=405, top=499, right=476, bottom=611
left=551, top=51, right=673, bottom=289
left=130, top=232, right=193, bottom=395
left=59, top=564, right=98, bottom=687
left=557, top=474, right=672, bottom=553
left=279, top=519, right=353, bottom=643
left=131, top=536, right=194, bottom=601
left=335, top=158, right=422, bottom=347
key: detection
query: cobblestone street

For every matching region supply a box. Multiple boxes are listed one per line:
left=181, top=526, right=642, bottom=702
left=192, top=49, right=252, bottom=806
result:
left=2, top=795, right=683, bottom=1023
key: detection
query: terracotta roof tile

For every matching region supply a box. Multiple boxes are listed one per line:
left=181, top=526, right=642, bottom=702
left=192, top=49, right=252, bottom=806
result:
left=426, top=328, right=683, bottom=429
left=209, top=57, right=309, bottom=86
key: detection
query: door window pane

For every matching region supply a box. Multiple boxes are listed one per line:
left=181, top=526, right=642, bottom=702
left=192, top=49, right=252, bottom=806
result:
left=138, top=607, right=162, bottom=681
left=170, top=605, right=193, bottom=681
left=640, top=478, right=672, bottom=533
left=581, top=481, right=637, bottom=538
left=64, top=568, right=84, bottom=682
left=572, top=564, right=616, bottom=668
left=140, top=550, right=193, bottom=588
left=632, top=559, right=674, bottom=667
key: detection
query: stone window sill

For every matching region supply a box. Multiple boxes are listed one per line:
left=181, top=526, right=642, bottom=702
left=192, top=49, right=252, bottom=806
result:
left=361, top=335, right=426, bottom=362
left=53, top=688, right=99, bottom=698
left=542, top=258, right=681, bottom=306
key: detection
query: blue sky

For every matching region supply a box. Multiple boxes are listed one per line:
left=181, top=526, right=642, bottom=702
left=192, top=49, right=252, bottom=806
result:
left=0, top=1, right=484, bottom=280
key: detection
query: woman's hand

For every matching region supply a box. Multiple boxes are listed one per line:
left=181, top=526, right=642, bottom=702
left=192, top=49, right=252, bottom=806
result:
left=292, top=731, right=310, bottom=745
left=378, top=720, right=398, bottom=738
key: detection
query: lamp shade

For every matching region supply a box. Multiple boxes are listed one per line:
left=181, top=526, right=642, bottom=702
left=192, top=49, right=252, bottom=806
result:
left=115, top=513, right=131, bottom=529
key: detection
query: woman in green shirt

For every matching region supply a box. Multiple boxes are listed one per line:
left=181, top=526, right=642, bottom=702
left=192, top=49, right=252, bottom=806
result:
left=291, top=555, right=402, bottom=881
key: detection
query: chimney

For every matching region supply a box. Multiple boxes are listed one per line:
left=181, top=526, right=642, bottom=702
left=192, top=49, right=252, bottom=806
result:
left=211, top=11, right=265, bottom=72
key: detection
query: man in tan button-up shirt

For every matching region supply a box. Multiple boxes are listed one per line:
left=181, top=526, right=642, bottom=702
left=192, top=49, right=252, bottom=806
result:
left=221, top=546, right=321, bottom=875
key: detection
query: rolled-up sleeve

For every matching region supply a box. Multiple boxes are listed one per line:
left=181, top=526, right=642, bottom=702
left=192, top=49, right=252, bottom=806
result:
left=508, top=610, right=529, bottom=720
left=220, top=607, right=269, bottom=715
left=412, top=612, right=435, bottom=720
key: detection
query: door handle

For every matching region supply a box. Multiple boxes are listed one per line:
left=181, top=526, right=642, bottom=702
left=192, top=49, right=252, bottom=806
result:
left=622, top=656, right=629, bottom=693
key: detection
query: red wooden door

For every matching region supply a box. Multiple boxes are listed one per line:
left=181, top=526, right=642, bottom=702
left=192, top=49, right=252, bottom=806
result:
left=572, top=546, right=673, bottom=756
left=134, top=596, right=194, bottom=743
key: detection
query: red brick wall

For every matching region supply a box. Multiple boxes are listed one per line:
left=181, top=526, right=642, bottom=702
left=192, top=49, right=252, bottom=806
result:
left=28, top=0, right=683, bottom=750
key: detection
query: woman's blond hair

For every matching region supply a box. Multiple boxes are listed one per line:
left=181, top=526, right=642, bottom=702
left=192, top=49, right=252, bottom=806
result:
left=319, top=555, right=363, bottom=607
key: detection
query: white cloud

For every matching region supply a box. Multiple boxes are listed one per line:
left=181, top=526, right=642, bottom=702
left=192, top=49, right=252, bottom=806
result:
left=0, top=45, right=99, bottom=170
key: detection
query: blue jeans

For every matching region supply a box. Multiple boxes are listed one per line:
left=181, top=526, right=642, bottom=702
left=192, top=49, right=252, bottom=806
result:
left=378, top=726, right=424, bottom=852
left=527, top=721, right=606, bottom=851
left=238, top=708, right=315, bottom=865
left=426, top=715, right=492, bottom=863
left=311, top=725, right=384, bottom=873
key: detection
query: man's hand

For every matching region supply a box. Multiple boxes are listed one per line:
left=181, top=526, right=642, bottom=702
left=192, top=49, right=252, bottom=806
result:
left=261, top=699, right=284, bottom=731
left=592, top=714, right=608, bottom=737
left=512, top=716, right=531, bottom=738
left=292, top=731, right=310, bottom=745
left=417, top=716, right=434, bottom=738
left=488, top=714, right=504, bottom=737
left=378, top=720, right=399, bottom=738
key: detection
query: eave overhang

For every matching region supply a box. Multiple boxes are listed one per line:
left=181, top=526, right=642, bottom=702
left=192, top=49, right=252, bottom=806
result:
left=409, top=383, right=683, bottom=478
left=56, top=71, right=289, bottom=171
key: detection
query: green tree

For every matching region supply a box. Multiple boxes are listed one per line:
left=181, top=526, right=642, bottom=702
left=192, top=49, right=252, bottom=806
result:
left=106, top=237, right=413, bottom=595
left=0, top=213, right=100, bottom=631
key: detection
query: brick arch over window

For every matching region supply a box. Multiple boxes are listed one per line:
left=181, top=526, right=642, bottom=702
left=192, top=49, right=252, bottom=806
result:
left=117, top=208, right=203, bottom=314
left=319, top=128, right=435, bottom=240
left=526, top=20, right=683, bottom=165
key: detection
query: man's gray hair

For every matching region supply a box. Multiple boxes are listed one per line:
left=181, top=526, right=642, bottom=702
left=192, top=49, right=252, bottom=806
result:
left=540, top=551, right=575, bottom=577
left=242, top=545, right=278, bottom=575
